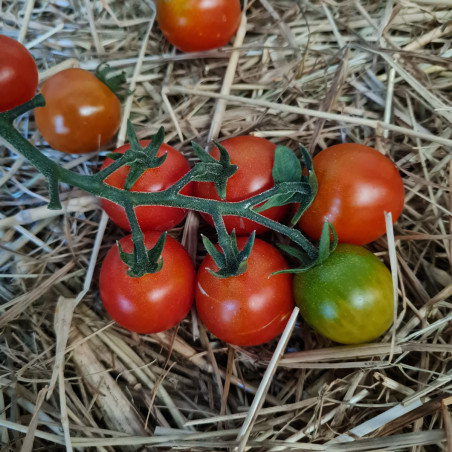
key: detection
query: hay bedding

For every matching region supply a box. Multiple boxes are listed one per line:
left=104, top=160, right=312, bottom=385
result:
left=0, top=0, right=451, bottom=450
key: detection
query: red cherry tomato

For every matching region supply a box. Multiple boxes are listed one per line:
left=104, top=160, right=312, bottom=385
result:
left=155, top=0, right=241, bottom=52
left=195, top=237, right=294, bottom=346
left=34, top=68, right=121, bottom=153
left=297, top=143, right=404, bottom=245
left=0, top=36, right=38, bottom=112
left=99, top=232, right=195, bottom=334
left=293, top=244, right=393, bottom=344
left=100, top=141, right=193, bottom=232
left=193, top=135, right=289, bottom=235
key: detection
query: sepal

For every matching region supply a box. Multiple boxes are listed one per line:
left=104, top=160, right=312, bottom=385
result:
left=275, top=221, right=337, bottom=274
left=202, top=231, right=255, bottom=278
left=117, top=232, right=167, bottom=277
left=191, top=141, right=237, bottom=199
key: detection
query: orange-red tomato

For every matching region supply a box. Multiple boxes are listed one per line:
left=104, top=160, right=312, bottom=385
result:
left=99, top=232, right=195, bottom=334
left=34, top=68, right=121, bottom=153
left=0, top=35, right=38, bottom=112
left=193, top=135, right=290, bottom=235
left=156, top=0, right=241, bottom=52
left=297, top=143, right=404, bottom=245
left=100, top=140, right=193, bottom=232
left=195, top=237, right=294, bottom=346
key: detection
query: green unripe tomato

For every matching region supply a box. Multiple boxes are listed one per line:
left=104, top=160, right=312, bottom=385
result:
left=293, top=244, right=393, bottom=344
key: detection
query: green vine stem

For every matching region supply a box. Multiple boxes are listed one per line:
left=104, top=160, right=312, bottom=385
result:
left=0, top=95, right=323, bottom=277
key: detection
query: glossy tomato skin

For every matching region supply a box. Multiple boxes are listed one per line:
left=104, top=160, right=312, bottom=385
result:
left=196, top=237, right=294, bottom=346
left=297, top=143, right=404, bottom=245
left=156, top=0, right=241, bottom=52
left=193, top=135, right=289, bottom=235
left=99, top=232, right=195, bottom=334
left=100, top=141, right=193, bottom=232
left=0, top=36, right=38, bottom=112
left=34, top=68, right=121, bottom=153
left=293, top=244, right=393, bottom=344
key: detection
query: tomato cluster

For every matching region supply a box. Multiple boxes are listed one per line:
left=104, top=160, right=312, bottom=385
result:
left=95, top=136, right=402, bottom=346
left=98, top=135, right=296, bottom=344
left=2, top=35, right=404, bottom=347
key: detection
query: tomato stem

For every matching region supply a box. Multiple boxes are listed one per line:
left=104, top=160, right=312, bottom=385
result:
left=1, top=94, right=45, bottom=121
left=206, top=211, right=255, bottom=277
left=94, top=63, right=129, bottom=102
left=96, top=157, right=127, bottom=181
left=119, top=200, right=166, bottom=277
left=0, top=96, right=324, bottom=277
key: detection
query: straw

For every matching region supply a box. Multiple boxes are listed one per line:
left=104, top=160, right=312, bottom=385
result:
left=1, top=0, right=451, bottom=449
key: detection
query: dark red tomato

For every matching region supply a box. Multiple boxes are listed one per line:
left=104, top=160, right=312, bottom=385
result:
left=297, top=143, right=404, bottom=245
left=196, top=237, right=294, bottom=346
left=156, top=0, right=241, bottom=52
left=34, top=68, right=121, bottom=153
left=99, top=232, right=195, bottom=334
left=293, top=244, right=393, bottom=344
left=193, top=136, right=289, bottom=235
left=0, top=36, right=38, bottom=112
left=100, top=141, right=193, bottom=232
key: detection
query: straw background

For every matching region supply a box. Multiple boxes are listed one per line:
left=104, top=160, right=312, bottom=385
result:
left=1, top=0, right=451, bottom=450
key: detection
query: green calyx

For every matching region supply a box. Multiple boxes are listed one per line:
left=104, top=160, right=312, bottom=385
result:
left=118, top=232, right=166, bottom=278
left=254, top=144, right=315, bottom=215
left=276, top=221, right=338, bottom=274
left=202, top=231, right=255, bottom=278
left=94, top=63, right=129, bottom=102
left=101, top=123, right=167, bottom=190
left=190, top=141, right=237, bottom=200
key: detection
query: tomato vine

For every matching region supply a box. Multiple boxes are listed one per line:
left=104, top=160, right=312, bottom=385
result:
left=0, top=94, right=324, bottom=278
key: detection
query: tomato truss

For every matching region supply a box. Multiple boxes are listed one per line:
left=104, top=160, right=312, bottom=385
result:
left=0, top=94, right=327, bottom=278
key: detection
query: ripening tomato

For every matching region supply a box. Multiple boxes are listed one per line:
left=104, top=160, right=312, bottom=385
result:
left=293, top=244, right=393, bottom=344
left=296, top=143, right=404, bottom=245
left=34, top=68, right=121, bottom=153
left=156, top=0, right=241, bottom=52
left=100, top=141, right=193, bottom=231
left=99, top=232, right=195, bottom=334
left=0, top=36, right=38, bottom=112
left=196, top=237, right=294, bottom=346
left=193, top=136, right=290, bottom=235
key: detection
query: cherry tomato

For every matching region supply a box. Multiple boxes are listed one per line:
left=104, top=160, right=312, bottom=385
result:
left=99, top=232, right=195, bottom=334
left=100, top=141, right=193, bottom=232
left=193, top=135, right=289, bottom=235
left=196, top=237, right=294, bottom=346
left=297, top=143, right=404, bottom=245
left=0, top=36, right=38, bottom=113
left=34, top=68, right=121, bottom=153
left=156, top=0, right=241, bottom=52
left=293, top=244, right=393, bottom=344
